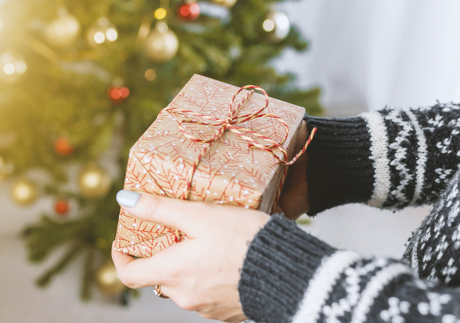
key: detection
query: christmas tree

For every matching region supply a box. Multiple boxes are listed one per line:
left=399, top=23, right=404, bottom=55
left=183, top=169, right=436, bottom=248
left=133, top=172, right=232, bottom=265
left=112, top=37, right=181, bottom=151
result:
left=0, top=0, right=322, bottom=302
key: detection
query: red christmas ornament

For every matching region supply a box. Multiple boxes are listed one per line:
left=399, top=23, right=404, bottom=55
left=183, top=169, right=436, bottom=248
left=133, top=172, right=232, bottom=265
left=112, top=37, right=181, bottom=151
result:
left=108, top=86, right=130, bottom=104
left=54, top=137, right=74, bottom=156
left=55, top=199, right=70, bottom=215
left=178, top=2, right=200, bottom=21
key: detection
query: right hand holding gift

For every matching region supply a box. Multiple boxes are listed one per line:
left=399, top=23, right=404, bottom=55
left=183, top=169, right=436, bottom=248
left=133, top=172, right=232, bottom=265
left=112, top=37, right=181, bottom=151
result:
left=276, top=120, right=310, bottom=220
left=112, top=190, right=270, bottom=322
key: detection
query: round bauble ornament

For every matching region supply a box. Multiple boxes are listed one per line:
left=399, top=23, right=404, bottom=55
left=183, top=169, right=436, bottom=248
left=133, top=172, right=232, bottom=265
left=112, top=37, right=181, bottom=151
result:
left=0, top=52, right=27, bottom=83
left=107, top=86, right=130, bottom=104
left=44, top=6, right=81, bottom=48
left=54, top=199, right=70, bottom=215
left=77, top=165, right=112, bottom=198
left=178, top=2, right=200, bottom=21
left=11, top=178, right=38, bottom=206
left=262, top=11, right=290, bottom=41
left=54, top=137, right=74, bottom=156
left=144, top=68, right=156, bottom=81
left=95, top=262, right=125, bottom=295
left=87, top=17, right=118, bottom=48
left=211, top=0, right=237, bottom=8
left=145, top=22, right=179, bottom=63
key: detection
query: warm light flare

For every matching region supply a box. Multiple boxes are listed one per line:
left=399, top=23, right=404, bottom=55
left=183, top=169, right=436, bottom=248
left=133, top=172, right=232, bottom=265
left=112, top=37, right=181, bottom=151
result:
left=82, top=171, right=101, bottom=188
left=145, top=68, right=156, bottom=81
left=0, top=52, right=27, bottom=82
left=3, top=63, right=14, bottom=75
left=106, top=28, right=118, bottom=41
left=263, top=19, right=275, bottom=32
left=16, top=61, right=27, bottom=73
left=154, top=8, right=167, bottom=20
left=93, top=31, right=105, bottom=44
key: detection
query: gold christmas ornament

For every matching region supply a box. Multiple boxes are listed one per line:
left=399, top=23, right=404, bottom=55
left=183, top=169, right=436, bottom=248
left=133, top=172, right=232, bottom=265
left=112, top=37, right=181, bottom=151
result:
left=211, top=0, right=237, bottom=8
left=77, top=165, right=112, bottom=198
left=0, top=52, right=27, bottom=83
left=44, top=6, right=81, bottom=48
left=145, top=22, right=179, bottom=63
left=11, top=178, right=38, bottom=206
left=95, top=262, right=125, bottom=295
left=263, top=11, right=290, bottom=41
left=87, top=17, right=118, bottom=48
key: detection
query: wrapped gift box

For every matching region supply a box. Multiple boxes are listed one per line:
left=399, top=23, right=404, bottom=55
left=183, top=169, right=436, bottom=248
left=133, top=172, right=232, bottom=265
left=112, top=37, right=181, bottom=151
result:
left=115, top=74, right=307, bottom=257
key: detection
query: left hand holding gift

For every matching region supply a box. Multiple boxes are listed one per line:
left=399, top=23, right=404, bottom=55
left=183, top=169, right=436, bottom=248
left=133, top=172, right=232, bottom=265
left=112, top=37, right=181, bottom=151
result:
left=112, top=190, right=269, bottom=322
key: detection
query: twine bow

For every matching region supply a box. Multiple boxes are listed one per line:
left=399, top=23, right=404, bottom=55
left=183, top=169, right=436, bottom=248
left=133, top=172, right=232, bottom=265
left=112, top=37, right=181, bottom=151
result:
left=164, top=85, right=317, bottom=200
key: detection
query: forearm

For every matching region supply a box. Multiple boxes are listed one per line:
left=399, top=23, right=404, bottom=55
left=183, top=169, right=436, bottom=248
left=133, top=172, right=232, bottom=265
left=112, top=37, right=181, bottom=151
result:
left=305, top=103, right=460, bottom=215
left=238, top=216, right=460, bottom=323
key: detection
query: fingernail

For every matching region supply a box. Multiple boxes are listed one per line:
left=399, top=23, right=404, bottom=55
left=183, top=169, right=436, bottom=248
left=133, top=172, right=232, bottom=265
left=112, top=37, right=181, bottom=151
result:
left=116, top=190, right=141, bottom=208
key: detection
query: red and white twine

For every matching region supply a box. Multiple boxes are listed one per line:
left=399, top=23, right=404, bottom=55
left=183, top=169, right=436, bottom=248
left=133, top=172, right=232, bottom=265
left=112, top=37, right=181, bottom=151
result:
left=164, top=85, right=317, bottom=203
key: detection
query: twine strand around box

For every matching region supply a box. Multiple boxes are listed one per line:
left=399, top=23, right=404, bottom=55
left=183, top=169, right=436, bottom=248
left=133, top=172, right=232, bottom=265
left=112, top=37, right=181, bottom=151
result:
left=164, top=84, right=317, bottom=201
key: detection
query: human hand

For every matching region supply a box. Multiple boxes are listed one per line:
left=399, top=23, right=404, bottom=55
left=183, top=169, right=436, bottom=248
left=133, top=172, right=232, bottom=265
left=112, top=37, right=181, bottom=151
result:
left=276, top=120, right=310, bottom=220
left=112, top=190, right=270, bottom=322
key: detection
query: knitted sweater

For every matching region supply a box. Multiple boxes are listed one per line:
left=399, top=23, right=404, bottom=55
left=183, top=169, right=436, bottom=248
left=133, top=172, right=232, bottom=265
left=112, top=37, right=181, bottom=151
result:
left=238, top=103, right=460, bottom=323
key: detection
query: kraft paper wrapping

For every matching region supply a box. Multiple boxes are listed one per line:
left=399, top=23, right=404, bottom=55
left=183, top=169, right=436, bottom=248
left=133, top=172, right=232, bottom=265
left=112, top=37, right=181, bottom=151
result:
left=115, top=74, right=305, bottom=257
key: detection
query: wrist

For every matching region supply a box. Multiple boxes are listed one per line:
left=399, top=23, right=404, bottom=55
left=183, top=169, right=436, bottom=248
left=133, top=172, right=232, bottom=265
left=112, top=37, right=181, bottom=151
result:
left=277, top=120, right=310, bottom=219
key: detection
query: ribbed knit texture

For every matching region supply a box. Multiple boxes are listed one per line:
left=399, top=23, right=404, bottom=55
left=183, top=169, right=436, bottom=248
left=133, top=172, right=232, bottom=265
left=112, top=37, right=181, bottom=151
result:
left=238, top=104, right=460, bottom=323
left=238, top=215, right=336, bottom=323
left=304, top=116, right=374, bottom=215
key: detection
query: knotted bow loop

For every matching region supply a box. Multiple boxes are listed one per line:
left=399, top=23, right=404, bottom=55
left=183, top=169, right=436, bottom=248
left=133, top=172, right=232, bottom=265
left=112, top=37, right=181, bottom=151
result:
left=163, top=84, right=317, bottom=200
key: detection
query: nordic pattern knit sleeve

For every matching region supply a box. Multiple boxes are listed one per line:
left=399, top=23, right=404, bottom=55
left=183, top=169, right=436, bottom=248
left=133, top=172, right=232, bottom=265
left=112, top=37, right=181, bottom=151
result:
left=239, top=169, right=460, bottom=323
left=304, top=103, right=460, bottom=215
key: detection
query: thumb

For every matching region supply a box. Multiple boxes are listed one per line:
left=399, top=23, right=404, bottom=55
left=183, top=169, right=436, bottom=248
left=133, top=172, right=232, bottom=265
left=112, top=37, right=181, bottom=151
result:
left=116, top=190, right=204, bottom=236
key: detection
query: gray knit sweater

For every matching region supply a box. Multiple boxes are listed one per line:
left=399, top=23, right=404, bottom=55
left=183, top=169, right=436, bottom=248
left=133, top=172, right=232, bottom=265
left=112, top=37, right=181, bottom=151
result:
left=238, top=103, right=460, bottom=323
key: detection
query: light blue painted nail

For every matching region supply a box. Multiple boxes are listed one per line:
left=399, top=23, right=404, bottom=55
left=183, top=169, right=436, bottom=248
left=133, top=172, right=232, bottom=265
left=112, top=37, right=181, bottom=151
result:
left=116, top=190, right=141, bottom=208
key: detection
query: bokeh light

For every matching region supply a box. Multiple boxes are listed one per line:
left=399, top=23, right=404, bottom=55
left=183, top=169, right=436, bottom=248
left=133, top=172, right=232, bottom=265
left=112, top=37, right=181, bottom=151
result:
left=263, top=19, right=275, bottom=32
left=144, top=68, right=156, bottom=81
left=154, top=8, right=167, bottom=20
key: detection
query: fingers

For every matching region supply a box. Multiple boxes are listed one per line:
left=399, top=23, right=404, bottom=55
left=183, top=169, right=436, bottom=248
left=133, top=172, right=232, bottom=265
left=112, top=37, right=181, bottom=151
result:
left=111, top=241, right=167, bottom=289
left=116, top=190, right=206, bottom=235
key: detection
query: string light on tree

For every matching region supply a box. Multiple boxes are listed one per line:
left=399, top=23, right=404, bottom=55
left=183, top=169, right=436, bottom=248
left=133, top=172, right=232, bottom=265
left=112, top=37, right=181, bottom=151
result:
left=10, top=178, right=38, bottom=206
left=144, top=68, right=157, bottom=81
left=108, top=78, right=130, bottom=104
left=211, top=0, right=237, bottom=8
left=145, top=22, right=179, bottom=63
left=77, top=165, right=112, bottom=198
left=262, top=10, right=290, bottom=41
left=87, top=17, right=118, bottom=48
left=108, top=86, right=130, bottom=104
left=0, top=52, right=27, bottom=83
left=54, top=199, right=70, bottom=216
left=54, top=137, right=74, bottom=156
left=44, top=5, right=81, bottom=48
left=95, top=262, right=125, bottom=295
left=178, top=1, right=200, bottom=21
left=154, top=7, right=168, bottom=20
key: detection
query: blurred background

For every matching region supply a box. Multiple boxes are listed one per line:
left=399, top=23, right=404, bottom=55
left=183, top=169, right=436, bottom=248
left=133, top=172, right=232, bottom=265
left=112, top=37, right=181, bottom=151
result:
left=1, top=0, right=456, bottom=322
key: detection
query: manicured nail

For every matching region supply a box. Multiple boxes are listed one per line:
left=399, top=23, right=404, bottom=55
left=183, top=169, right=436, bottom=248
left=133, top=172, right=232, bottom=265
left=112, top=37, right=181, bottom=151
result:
left=116, top=190, right=141, bottom=208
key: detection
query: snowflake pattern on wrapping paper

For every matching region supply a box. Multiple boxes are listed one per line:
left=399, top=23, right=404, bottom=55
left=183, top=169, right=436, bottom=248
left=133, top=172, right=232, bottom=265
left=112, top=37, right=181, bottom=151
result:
left=115, top=75, right=306, bottom=257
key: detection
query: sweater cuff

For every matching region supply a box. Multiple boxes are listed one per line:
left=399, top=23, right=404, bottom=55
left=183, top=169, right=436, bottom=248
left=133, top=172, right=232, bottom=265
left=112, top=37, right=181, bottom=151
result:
left=238, top=215, right=336, bottom=323
left=304, top=115, right=374, bottom=215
